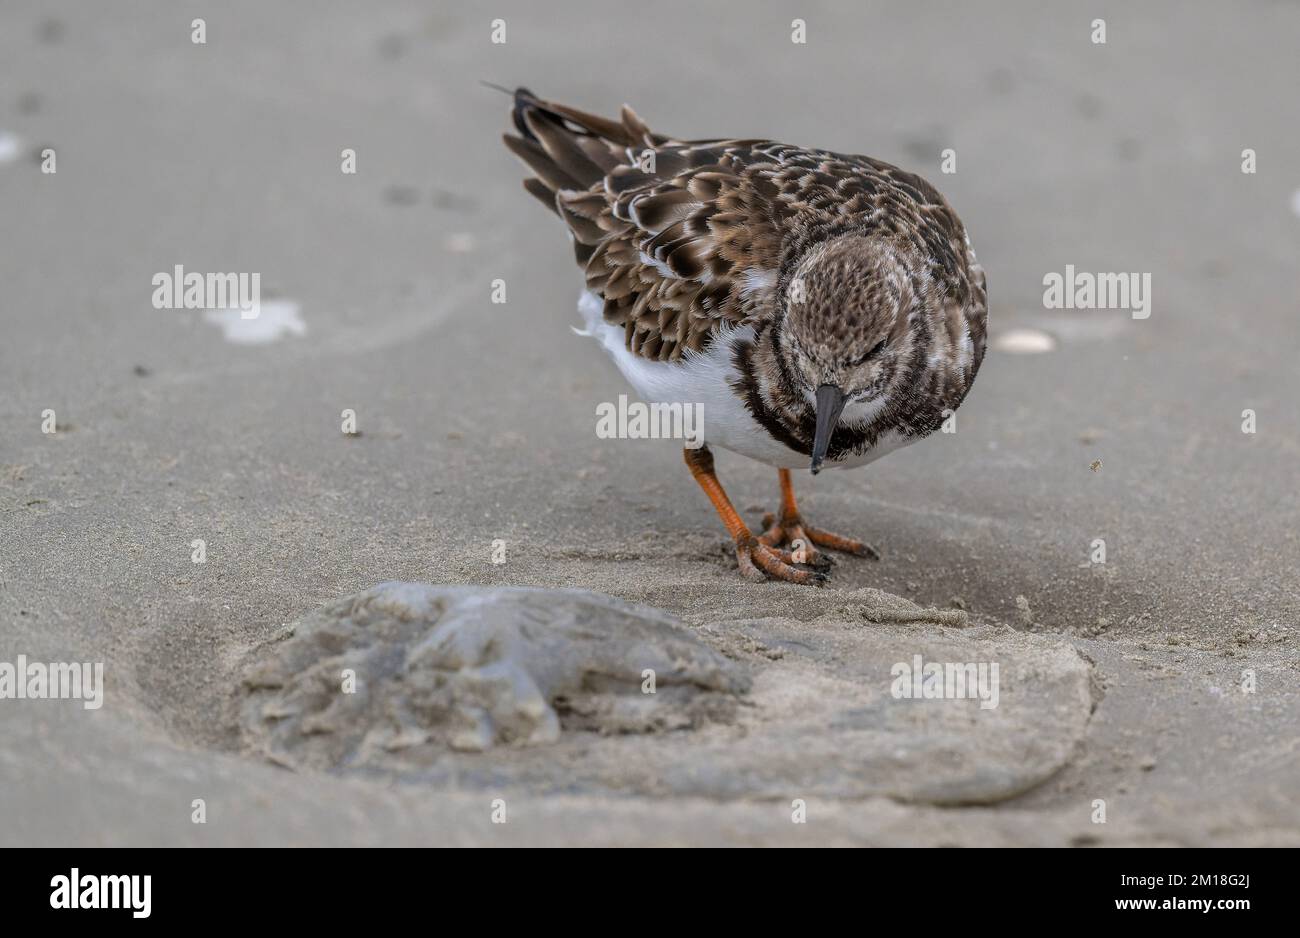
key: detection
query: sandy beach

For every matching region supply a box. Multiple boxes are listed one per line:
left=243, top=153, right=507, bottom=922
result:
left=1, top=0, right=1297, bottom=846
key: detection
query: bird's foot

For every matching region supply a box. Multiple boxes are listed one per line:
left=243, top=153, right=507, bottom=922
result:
left=734, top=533, right=829, bottom=586
left=758, top=511, right=880, bottom=566
left=684, top=446, right=834, bottom=587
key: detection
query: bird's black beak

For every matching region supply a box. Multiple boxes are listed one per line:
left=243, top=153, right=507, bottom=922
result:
left=810, top=384, right=846, bottom=474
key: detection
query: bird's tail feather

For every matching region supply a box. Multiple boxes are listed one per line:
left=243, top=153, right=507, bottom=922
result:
left=497, top=86, right=662, bottom=200
left=495, top=86, right=664, bottom=264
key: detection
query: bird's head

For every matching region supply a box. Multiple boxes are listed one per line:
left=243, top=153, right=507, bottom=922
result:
left=778, top=235, right=915, bottom=473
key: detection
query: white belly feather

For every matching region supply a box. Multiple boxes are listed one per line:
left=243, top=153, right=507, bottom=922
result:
left=575, top=290, right=913, bottom=470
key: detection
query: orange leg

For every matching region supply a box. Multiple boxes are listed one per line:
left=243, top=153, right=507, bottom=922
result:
left=758, top=468, right=880, bottom=563
left=684, top=447, right=827, bottom=586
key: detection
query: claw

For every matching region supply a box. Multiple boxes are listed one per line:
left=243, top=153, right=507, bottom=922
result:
left=759, top=511, right=875, bottom=568
left=806, top=551, right=835, bottom=574
left=686, top=448, right=867, bottom=587
left=739, top=536, right=826, bottom=586
left=803, top=523, right=880, bottom=560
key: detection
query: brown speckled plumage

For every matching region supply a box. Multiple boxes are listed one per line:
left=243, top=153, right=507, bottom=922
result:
left=502, top=88, right=985, bottom=369
left=500, top=87, right=989, bottom=585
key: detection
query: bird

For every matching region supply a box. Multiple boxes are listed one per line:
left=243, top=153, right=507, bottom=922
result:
left=499, top=87, right=987, bottom=585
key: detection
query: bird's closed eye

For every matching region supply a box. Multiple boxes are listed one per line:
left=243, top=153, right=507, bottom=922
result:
left=849, top=338, right=889, bottom=366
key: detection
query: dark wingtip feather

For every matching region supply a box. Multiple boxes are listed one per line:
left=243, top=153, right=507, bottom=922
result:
left=512, top=86, right=539, bottom=141
left=482, top=82, right=540, bottom=141
left=522, top=177, right=558, bottom=215
left=502, top=133, right=583, bottom=191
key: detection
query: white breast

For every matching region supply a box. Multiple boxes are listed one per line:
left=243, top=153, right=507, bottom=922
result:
left=575, top=291, right=914, bottom=471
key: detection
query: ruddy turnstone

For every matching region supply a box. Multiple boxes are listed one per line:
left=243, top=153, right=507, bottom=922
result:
left=501, top=88, right=987, bottom=585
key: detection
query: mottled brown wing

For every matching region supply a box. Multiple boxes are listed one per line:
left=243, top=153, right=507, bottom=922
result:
left=501, top=89, right=789, bottom=361
left=575, top=141, right=805, bottom=360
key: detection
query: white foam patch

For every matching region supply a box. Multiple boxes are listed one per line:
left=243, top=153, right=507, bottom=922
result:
left=993, top=328, right=1057, bottom=355
left=0, top=131, right=21, bottom=164
left=202, top=299, right=305, bottom=345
